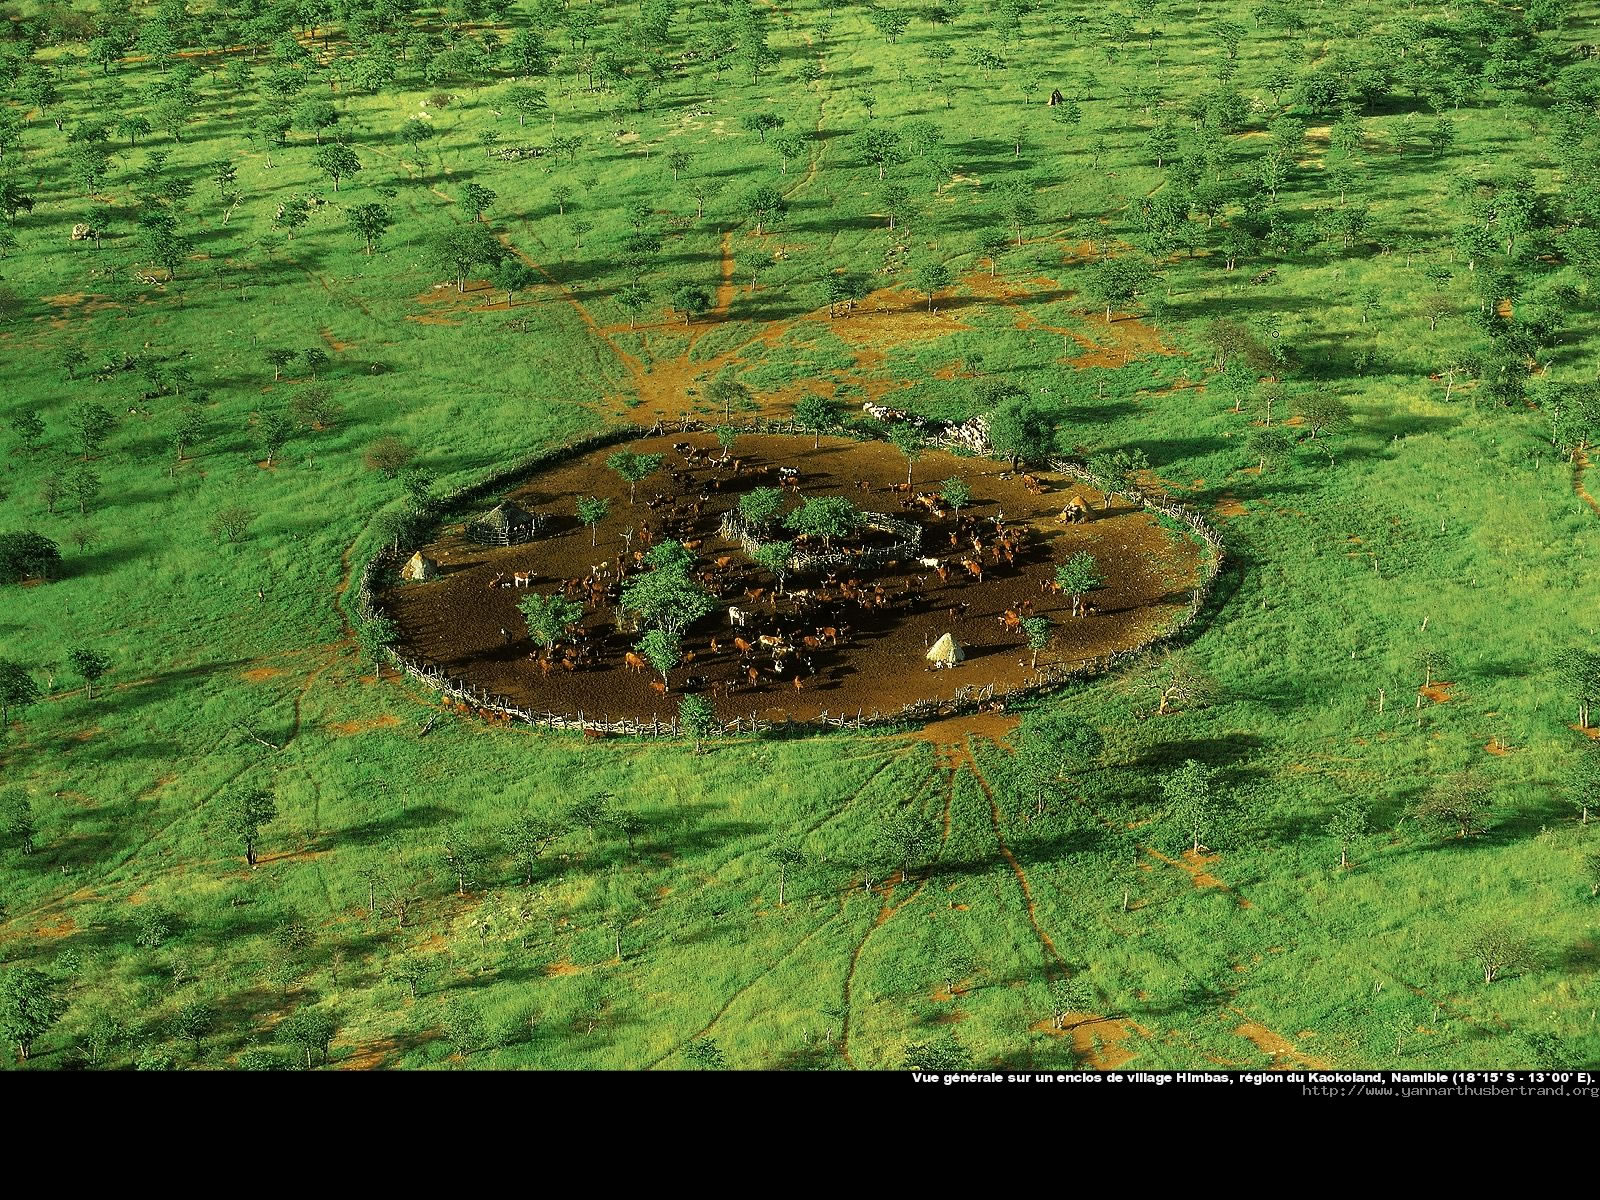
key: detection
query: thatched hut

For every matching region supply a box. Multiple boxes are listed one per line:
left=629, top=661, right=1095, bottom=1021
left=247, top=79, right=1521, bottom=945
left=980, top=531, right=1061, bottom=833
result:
left=468, top=499, right=538, bottom=546
left=401, top=551, right=439, bottom=581
left=926, top=633, right=965, bottom=668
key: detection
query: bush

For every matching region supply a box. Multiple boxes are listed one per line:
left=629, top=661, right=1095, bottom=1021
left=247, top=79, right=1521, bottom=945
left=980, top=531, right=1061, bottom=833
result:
left=0, top=531, right=61, bottom=584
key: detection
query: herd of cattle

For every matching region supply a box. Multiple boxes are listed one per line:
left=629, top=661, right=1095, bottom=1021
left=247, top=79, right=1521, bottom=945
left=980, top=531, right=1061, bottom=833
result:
left=477, top=441, right=1070, bottom=697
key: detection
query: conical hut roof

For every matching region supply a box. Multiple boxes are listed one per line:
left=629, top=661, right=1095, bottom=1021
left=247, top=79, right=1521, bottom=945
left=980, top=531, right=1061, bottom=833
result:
left=480, top=499, right=532, bottom=531
left=926, top=632, right=964, bottom=665
left=401, top=551, right=438, bottom=581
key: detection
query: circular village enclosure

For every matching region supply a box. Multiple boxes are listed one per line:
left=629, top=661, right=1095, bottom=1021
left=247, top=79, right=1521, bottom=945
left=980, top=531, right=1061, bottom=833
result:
left=373, top=430, right=1211, bottom=728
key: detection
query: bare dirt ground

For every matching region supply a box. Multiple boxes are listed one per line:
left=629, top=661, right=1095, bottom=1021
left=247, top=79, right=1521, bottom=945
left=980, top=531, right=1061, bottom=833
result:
left=378, top=434, right=1203, bottom=722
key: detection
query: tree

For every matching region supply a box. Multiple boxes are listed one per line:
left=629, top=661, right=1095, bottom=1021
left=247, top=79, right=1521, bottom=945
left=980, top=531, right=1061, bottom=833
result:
left=11, top=411, right=44, bottom=453
left=996, top=178, right=1038, bottom=246
left=739, top=487, right=786, bottom=528
left=66, top=464, right=101, bottom=515
left=255, top=409, right=295, bottom=466
left=280, top=1007, right=337, bottom=1067
left=347, top=203, right=392, bottom=255
left=1563, top=742, right=1600, bottom=825
left=679, top=694, right=716, bottom=753
left=875, top=808, right=938, bottom=883
left=1054, top=552, right=1102, bottom=617
left=311, top=143, right=360, bottom=192
left=365, top=436, right=416, bottom=478
left=1047, top=974, right=1096, bottom=1030
left=1326, top=801, right=1370, bottom=869
left=518, top=593, right=583, bottom=653
left=1246, top=427, right=1294, bottom=473
left=976, top=227, right=1011, bottom=278
left=576, top=496, right=610, bottom=547
left=1556, top=649, right=1600, bottom=731
left=617, top=281, right=651, bottom=328
left=67, top=649, right=111, bottom=700
left=221, top=788, right=278, bottom=868
left=1464, top=924, right=1534, bottom=985
left=507, top=85, right=548, bottom=126
left=1086, top=447, right=1151, bottom=510
left=752, top=541, right=795, bottom=596
left=914, top=262, right=951, bottom=312
left=854, top=126, right=903, bottom=180
left=638, top=628, right=683, bottom=689
left=0, top=966, right=65, bottom=1062
left=785, top=496, right=862, bottom=551
left=794, top=394, right=836, bottom=448
left=606, top=450, right=663, bottom=504
left=70, top=403, right=115, bottom=460
left=706, top=375, right=751, bottom=423
left=460, top=182, right=497, bottom=223
left=666, top=149, right=691, bottom=181
left=767, top=839, right=804, bottom=906
left=207, top=504, right=258, bottom=546
left=684, top=1037, right=726, bottom=1069
left=1143, top=652, right=1217, bottom=717
left=940, top=477, right=971, bottom=519
left=501, top=814, right=563, bottom=887
left=1297, top=396, right=1349, bottom=440
left=2, top=794, right=35, bottom=855
left=1582, top=851, right=1600, bottom=899
left=428, top=222, right=503, bottom=292
left=741, top=112, right=785, bottom=143
left=985, top=389, right=1056, bottom=471
left=1022, top=615, right=1051, bottom=668
left=265, top=348, right=297, bottom=382
left=1088, top=255, right=1155, bottom=321
left=1413, top=776, right=1491, bottom=840
left=0, top=532, right=60, bottom=585
left=889, top=422, right=924, bottom=488
left=621, top=546, right=715, bottom=636
left=356, top=613, right=397, bottom=683
left=1164, top=759, right=1223, bottom=854
left=739, top=184, right=786, bottom=234
left=492, top=259, right=536, bottom=307
left=669, top=281, right=711, bottom=325
left=901, top=1035, right=972, bottom=1071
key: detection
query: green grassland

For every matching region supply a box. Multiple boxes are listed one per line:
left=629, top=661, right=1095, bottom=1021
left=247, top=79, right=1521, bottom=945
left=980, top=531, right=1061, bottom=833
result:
left=1, top=0, right=1599, bottom=1069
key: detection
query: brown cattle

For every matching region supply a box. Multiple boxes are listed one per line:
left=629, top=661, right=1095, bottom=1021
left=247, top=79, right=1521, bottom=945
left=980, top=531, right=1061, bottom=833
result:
left=624, top=651, right=647, bottom=673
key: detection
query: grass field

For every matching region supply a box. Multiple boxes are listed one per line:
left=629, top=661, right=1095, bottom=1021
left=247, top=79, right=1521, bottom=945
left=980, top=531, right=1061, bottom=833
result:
left=1, top=0, right=1598, bottom=1070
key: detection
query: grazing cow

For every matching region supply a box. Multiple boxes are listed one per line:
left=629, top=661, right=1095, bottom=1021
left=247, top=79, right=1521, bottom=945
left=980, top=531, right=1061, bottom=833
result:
left=488, top=572, right=506, bottom=590
left=935, top=564, right=950, bottom=584
left=1041, top=578, right=1063, bottom=595
left=816, top=626, right=839, bottom=645
left=999, top=608, right=1022, bottom=633
left=649, top=680, right=668, bottom=695
left=746, top=587, right=767, bottom=604
left=793, top=675, right=805, bottom=692
left=917, top=556, right=942, bottom=569
left=728, top=605, right=750, bottom=629
left=961, top=558, right=984, bottom=583
left=746, top=665, right=762, bottom=689
left=709, top=635, right=723, bottom=655
left=733, top=636, right=755, bottom=655
left=512, top=571, right=532, bottom=588
left=624, top=651, right=647, bottom=673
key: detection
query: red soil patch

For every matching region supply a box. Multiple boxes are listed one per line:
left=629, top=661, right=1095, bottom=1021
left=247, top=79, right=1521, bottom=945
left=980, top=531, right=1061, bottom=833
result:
left=1145, top=846, right=1229, bottom=890
left=1030, top=1013, right=1146, bottom=1070
left=1574, top=724, right=1600, bottom=740
left=1484, top=738, right=1513, bottom=756
left=240, top=666, right=286, bottom=682
left=379, top=434, right=1201, bottom=723
left=546, top=958, right=585, bottom=977
left=1230, top=1012, right=1332, bottom=1070
left=326, top=714, right=402, bottom=737
left=319, top=327, right=355, bottom=352
left=1212, top=495, right=1248, bottom=519
left=1419, top=681, right=1455, bottom=704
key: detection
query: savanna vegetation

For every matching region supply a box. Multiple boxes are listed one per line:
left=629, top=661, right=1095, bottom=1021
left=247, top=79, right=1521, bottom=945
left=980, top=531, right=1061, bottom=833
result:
left=1, top=0, right=1598, bottom=1070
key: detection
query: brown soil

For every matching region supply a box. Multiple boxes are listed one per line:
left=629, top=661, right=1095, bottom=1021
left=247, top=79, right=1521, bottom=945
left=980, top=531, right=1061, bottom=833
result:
left=1419, top=681, right=1455, bottom=704
left=1484, top=738, right=1513, bottom=756
left=240, top=666, right=286, bottom=682
left=1230, top=1013, right=1332, bottom=1070
left=326, top=714, right=402, bottom=737
left=1212, top=495, right=1248, bottom=519
left=1146, top=846, right=1229, bottom=890
left=319, top=327, right=355, bottom=352
left=378, top=433, right=1201, bottom=722
left=1029, top=1013, right=1145, bottom=1069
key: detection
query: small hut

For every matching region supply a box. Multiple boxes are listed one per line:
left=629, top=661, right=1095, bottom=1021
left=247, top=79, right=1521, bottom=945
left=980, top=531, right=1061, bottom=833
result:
left=1059, top=494, right=1092, bottom=524
left=926, top=633, right=965, bottom=668
left=468, top=499, right=538, bottom=546
left=401, top=551, right=439, bottom=581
